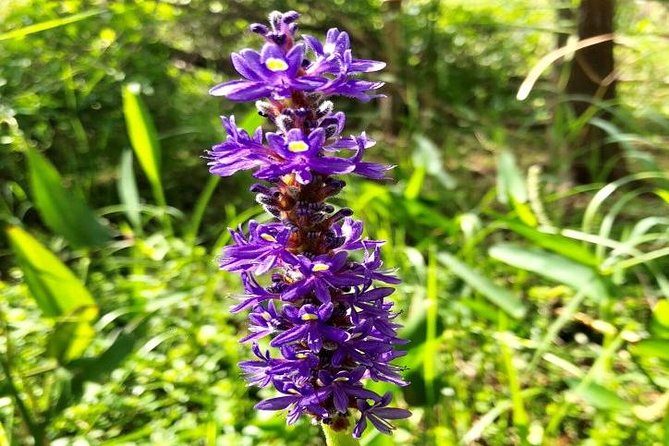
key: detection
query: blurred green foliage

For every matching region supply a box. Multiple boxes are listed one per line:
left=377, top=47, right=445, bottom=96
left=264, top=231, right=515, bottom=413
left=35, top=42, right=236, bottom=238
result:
left=2, top=0, right=669, bottom=445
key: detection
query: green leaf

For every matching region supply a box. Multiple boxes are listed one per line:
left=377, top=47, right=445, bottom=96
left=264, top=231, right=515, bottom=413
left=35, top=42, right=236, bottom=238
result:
left=0, top=10, right=103, bottom=41
left=437, top=252, right=527, bottom=319
left=122, top=83, right=165, bottom=207
left=69, top=316, right=150, bottom=393
left=489, top=243, right=610, bottom=302
left=47, top=321, right=96, bottom=364
left=26, top=148, right=110, bottom=248
left=497, top=151, right=527, bottom=205
left=504, top=220, right=599, bottom=267
left=651, top=300, right=669, bottom=339
left=7, top=226, right=98, bottom=363
left=572, top=381, right=630, bottom=411
left=630, top=339, right=669, bottom=360
left=7, top=226, right=98, bottom=319
left=411, top=135, right=456, bottom=191
left=117, top=149, right=142, bottom=231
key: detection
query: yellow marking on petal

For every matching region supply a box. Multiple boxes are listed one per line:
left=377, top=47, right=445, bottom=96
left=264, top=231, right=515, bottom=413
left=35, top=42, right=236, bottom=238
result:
left=260, top=233, right=277, bottom=242
left=312, top=263, right=330, bottom=272
left=333, top=377, right=349, bottom=383
left=261, top=312, right=272, bottom=321
left=266, top=57, right=289, bottom=72
left=287, top=140, right=309, bottom=153
left=301, top=313, right=319, bottom=321
left=295, top=353, right=308, bottom=359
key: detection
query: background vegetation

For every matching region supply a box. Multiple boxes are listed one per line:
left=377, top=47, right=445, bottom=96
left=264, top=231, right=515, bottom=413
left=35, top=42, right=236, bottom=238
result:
left=2, top=0, right=669, bottom=445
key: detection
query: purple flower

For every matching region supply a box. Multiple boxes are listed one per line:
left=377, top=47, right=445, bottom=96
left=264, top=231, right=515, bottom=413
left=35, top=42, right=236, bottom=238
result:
left=304, top=28, right=386, bottom=76
left=315, top=368, right=379, bottom=413
left=220, top=221, right=298, bottom=275
left=210, top=43, right=326, bottom=101
left=271, top=303, right=349, bottom=352
left=207, top=10, right=409, bottom=439
left=207, top=116, right=266, bottom=177
left=280, top=252, right=366, bottom=303
left=258, top=128, right=354, bottom=184
left=353, top=392, right=412, bottom=438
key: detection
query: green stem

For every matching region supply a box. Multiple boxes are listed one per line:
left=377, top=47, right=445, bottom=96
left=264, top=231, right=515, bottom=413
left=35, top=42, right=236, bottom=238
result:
left=322, top=423, right=361, bottom=446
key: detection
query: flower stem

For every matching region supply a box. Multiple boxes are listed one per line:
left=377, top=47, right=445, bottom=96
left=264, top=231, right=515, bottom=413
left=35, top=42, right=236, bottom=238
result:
left=322, top=423, right=360, bottom=446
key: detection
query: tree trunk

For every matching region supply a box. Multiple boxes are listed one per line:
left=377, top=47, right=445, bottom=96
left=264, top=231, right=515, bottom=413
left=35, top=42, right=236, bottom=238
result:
left=566, top=0, right=626, bottom=183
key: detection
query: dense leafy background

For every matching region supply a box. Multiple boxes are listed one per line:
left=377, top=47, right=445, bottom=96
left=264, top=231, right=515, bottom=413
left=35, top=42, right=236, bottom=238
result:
left=2, top=0, right=669, bottom=445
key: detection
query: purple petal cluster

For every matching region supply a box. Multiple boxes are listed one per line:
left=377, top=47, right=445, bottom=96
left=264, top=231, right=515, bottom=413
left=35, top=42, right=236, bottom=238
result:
left=207, top=11, right=410, bottom=438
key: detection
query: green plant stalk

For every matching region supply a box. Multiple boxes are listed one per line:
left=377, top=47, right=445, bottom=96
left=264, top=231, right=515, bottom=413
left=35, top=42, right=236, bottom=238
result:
left=498, top=312, right=529, bottom=431
left=322, top=423, right=360, bottom=446
left=186, top=175, right=220, bottom=243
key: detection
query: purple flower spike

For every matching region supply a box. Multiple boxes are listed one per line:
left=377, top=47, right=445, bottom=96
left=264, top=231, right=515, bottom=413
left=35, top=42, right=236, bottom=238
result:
left=207, top=10, right=409, bottom=439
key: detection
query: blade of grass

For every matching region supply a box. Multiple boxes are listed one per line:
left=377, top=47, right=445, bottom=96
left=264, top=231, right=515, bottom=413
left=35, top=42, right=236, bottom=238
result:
left=26, top=148, right=111, bottom=248
left=438, top=252, right=527, bottom=319
left=582, top=172, right=668, bottom=235
left=424, top=248, right=438, bottom=442
left=122, top=83, right=172, bottom=235
left=6, top=226, right=97, bottom=319
left=185, top=175, right=219, bottom=243
left=498, top=313, right=529, bottom=438
left=0, top=9, right=103, bottom=41
left=489, top=244, right=609, bottom=302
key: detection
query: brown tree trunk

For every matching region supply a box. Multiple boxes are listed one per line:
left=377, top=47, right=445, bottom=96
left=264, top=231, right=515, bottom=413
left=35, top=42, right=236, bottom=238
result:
left=566, top=0, right=627, bottom=183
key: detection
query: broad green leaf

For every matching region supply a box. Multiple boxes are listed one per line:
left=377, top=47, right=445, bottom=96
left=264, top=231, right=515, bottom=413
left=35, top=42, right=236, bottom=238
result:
left=497, top=151, right=527, bottom=205
left=438, top=252, right=527, bottom=319
left=117, top=149, right=142, bottom=231
left=69, top=316, right=150, bottom=393
left=0, top=10, right=103, bottom=41
left=572, top=381, right=630, bottom=411
left=489, top=243, right=610, bottom=302
left=47, top=320, right=96, bottom=364
left=7, top=226, right=98, bottom=363
left=504, top=220, right=599, bottom=267
left=7, top=226, right=98, bottom=319
left=404, top=166, right=426, bottom=200
left=122, top=83, right=164, bottom=205
left=651, top=300, right=669, bottom=339
left=26, top=148, right=110, bottom=248
left=411, top=134, right=456, bottom=191
left=630, top=339, right=669, bottom=360
left=497, top=152, right=537, bottom=226
left=0, top=421, right=8, bottom=446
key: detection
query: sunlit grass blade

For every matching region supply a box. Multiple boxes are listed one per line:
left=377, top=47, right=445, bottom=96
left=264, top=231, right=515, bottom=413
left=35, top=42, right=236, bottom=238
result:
left=489, top=243, right=610, bottom=301
left=438, top=252, right=526, bottom=319
left=6, top=226, right=98, bottom=318
left=571, top=381, right=630, bottom=411
left=122, top=83, right=171, bottom=234
left=26, top=147, right=111, bottom=248
left=582, top=171, right=668, bottom=235
left=7, top=226, right=98, bottom=363
left=503, top=220, right=598, bottom=267
left=0, top=9, right=103, bottom=41
left=498, top=314, right=529, bottom=435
